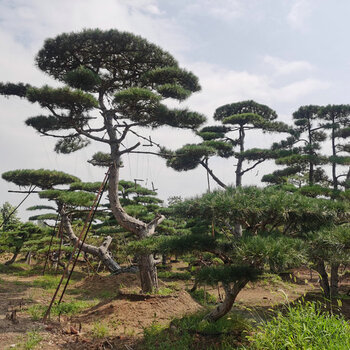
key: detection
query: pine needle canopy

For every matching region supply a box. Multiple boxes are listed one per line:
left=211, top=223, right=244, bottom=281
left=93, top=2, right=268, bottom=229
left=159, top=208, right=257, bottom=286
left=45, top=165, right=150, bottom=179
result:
left=2, top=169, right=80, bottom=189
left=36, top=29, right=179, bottom=85
left=35, top=29, right=202, bottom=110
left=172, top=186, right=349, bottom=233
left=214, top=100, right=278, bottom=122
left=9, top=28, right=205, bottom=156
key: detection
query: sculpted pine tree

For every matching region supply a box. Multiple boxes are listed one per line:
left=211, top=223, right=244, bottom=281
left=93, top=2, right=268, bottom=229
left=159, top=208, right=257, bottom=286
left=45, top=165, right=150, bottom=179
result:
left=213, top=101, right=289, bottom=187
left=152, top=186, right=348, bottom=321
left=262, top=105, right=350, bottom=297
left=318, top=105, right=350, bottom=191
left=1, top=169, right=121, bottom=271
left=0, top=29, right=205, bottom=292
left=166, top=100, right=289, bottom=191
left=166, top=101, right=289, bottom=236
left=263, top=105, right=329, bottom=190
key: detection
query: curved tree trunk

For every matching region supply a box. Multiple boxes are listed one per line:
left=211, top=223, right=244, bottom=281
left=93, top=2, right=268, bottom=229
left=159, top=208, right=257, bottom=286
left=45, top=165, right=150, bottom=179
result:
left=204, top=280, right=248, bottom=322
left=108, top=154, right=164, bottom=292
left=101, top=108, right=165, bottom=292
left=5, top=250, right=19, bottom=265
left=25, top=251, right=32, bottom=265
left=61, top=210, right=122, bottom=274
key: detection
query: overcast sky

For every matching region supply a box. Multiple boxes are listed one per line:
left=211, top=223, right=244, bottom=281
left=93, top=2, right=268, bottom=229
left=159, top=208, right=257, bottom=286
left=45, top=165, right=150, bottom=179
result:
left=1, top=0, right=350, bottom=220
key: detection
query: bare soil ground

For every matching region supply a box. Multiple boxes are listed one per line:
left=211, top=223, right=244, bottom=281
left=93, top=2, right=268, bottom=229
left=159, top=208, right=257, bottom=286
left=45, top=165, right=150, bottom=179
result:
left=0, top=262, right=350, bottom=349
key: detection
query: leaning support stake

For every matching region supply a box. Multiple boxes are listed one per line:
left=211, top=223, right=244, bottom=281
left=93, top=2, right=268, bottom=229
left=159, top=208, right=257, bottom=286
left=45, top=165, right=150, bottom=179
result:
left=43, top=168, right=110, bottom=322
left=42, top=213, right=61, bottom=275
left=58, top=173, right=109, bottom=304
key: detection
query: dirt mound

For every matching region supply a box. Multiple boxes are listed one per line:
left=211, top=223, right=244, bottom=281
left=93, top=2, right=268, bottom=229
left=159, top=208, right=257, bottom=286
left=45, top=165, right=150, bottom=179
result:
left=75, top=273, right=140, bottom=295
left=75, top=290, right=201, bottom=336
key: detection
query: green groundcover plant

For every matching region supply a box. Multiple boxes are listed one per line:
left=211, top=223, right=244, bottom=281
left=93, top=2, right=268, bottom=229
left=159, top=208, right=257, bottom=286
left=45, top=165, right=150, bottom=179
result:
left=245, top=301, right=350, bottom=350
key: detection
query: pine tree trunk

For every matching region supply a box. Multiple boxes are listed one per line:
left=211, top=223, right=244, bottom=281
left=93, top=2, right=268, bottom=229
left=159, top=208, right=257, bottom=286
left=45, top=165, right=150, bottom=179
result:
left=205, top=287, right=235, bottom=322
left=138, top=254, right=158, bottom=293
left=204, top=280, right=247, bottom=322
left=331, top=115, right=338, bottom=190
left=330, top=263, right=340, bottom=298
left=61, top=210, right=122, bottom=274
left=316, top=261, right=330, bottom=299
left=108, top=155, right=164, bottom=292
left=105, top=114, right=165, bottom=292
left=25, top=251, right=32, bottom=265
left=5, top=250, right=19, bottom=265
left=98, top=237, right=122, bottom=273
left=162, top=254, right=167, bottom=266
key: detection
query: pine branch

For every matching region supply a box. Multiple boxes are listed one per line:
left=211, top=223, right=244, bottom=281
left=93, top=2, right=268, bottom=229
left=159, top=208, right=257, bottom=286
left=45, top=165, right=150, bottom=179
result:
left=199, top=160, right=227, bottom=189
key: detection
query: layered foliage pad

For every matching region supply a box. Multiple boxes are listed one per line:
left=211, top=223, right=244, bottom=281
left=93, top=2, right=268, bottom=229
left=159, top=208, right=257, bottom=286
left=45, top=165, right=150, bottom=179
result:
left=0, top=221, right=48, bottom=255
left=139, top=186, right=349, bottom=286
left=165, top=100, right=290, bottom=187
left=0, top=29, right=206, bottom=156
left=2, top=169, right=79, bottom=189
left=264, top=104, right=350, bottom=191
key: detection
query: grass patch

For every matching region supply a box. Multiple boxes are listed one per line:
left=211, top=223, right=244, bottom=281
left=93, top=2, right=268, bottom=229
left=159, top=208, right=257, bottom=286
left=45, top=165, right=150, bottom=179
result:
left=244, top=301, right=350, bottom=349
left=0, top=263, right=26, bottom=274
left=13, top=330, right=43, bottom=349
left=32, top=273, right=83, bottom=290
left=23, top=330, right=43, bottom=350
left=97, top=290, right=119, bottom=299
left=143, top=311, right=251, bottom=349
left=190, top=288, right=217, bottom=305
left=158, top=271, right=191, bottom=280
left=27, top=300, right=97, bottom=320
left=260, top=273, right=283, bottom=286
left=32, top=275, right=63, bottom=289
left=91, top=322, right=110, bottom=339
left=155, top=287, right=173, bottom=296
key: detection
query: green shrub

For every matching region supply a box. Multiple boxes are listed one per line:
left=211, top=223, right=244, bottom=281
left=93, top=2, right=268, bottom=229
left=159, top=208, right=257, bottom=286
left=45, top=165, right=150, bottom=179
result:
left=245, top=301, right=350, bottom=349
left=143, top=311, right=250, bottom=349
left=32, top=275, right=62, bottom=289
left=15, top=330, right=43, bottom=350
left=27, top=305, right=43, bottom=321
left=91, top=322, right=110, bottom=338
left=158, top=270, right=191, bottom=280
left=190, top=288, right=217, bottom=305
left=27, top=300, right=97, bottom=320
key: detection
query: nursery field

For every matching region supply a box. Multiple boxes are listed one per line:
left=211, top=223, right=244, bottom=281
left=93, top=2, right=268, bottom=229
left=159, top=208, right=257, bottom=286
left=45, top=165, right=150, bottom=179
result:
left=2, top=23, right=350, bottom=350
left=1, top=258, right=350, bottom=350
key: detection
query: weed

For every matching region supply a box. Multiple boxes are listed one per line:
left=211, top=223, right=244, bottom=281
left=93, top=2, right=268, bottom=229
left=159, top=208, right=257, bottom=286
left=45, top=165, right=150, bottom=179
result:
left=158, top=271, right=191, bottom=280
left=165, top=281, right=180, bottom=291
left=109, top=319, right=122, bottom=328
left=244, top=301, right=350, bottom=349
left=190, top=288, right=217, bottom=305
left=32, top=275, right=62, bottom=289
left=27, top=300, right=97, bottom=320
left=98, top=290, right=118, bottom=299
left=0, top=263, right=25, bottom=274
left=23, top=330, right=43, bottom=350
left=155, top=287, right=173, bottom=296
left=13, top=330, right=43, bottom=350
left=91, top=322, right=110, bottom=338
left=143, top=311, right=251, bottom=349
left=27, top=305, right=43, bottom=321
